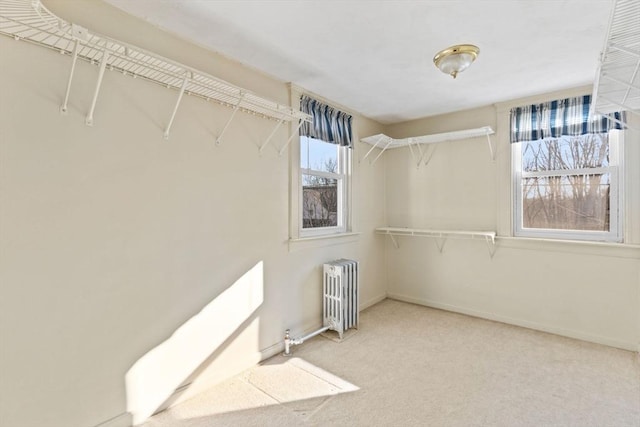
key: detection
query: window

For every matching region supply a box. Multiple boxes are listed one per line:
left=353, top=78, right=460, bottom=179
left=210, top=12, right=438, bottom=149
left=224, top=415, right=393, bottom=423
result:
left=298, top=96, right=353, bottom=236
left=511, top=95, right=625, bottom=242
left=301, top=136, right=348, bottom=231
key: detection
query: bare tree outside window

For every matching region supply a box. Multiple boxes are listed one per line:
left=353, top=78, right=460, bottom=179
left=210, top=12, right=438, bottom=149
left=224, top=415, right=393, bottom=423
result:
left=520, top=134, right=611, bottom=231
left=300, top=137, right=346, bottom=231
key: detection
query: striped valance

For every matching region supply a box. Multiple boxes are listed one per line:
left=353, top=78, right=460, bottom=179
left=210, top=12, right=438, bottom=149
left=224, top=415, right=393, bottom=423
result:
left=300, top=95, right=353, bottom=148
left=510, top=95, right=625, bottom=143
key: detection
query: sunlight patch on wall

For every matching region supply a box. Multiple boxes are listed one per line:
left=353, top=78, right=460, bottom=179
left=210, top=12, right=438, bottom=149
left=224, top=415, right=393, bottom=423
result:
left=125, top=261, right=264, bottom=424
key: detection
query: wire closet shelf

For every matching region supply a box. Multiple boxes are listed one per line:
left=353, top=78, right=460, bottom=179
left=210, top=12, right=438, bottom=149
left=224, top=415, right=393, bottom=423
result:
left=591, top=0, right=640, bottom=122
left=360, top=126, right=495, bottom=166
left=0, top=0, right=310, bottom=142
left=375, top=227, right=497, bottom=257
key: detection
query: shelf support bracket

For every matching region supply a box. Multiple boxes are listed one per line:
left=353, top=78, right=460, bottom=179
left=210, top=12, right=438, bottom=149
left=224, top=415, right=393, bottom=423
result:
left=598, top=111, right=639, bottom=132
left=413, top=142, right=424, bottom=168
left=601, top=73, right=640, bottom=93
left=278, top=119, right=306, bottom=156
left=410, top=142, right=436, bottom=169
left=486, top=133, right=496, bottom=161
left=599, top=95, right=640, bottom=118
left=163, top=73, right=190, bottom=140
left=421, top=144, right=437, bottom=167
left=362, top=134, right=386, bottom=163
left=60, top=39, right=79, bottom=115
left=388, top=233, right=399, bottom=249
left=484, top=235, right=496, bottom=259
left=85, top=49, right=110, bottom=126
left=434, top=236, right=447, bottom=253
left=407, top=139, right=418, bottom=166
left=609, top=43, right=640, bottom=59
left=259, top=114, right=286, bottom=153
left=215, top=92, right=245, bottom=145
left=370, top=137, right=394, bottom=165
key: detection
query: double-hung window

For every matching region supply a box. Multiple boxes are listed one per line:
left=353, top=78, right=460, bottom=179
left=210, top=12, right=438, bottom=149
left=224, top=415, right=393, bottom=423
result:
left=299, top=95, right=352, bottom=236
left=511, top=95, right=625, bottom=242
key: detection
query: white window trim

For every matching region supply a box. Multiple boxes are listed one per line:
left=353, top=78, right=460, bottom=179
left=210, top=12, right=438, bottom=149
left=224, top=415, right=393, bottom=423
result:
left=512, top=131, right=624, bottom=242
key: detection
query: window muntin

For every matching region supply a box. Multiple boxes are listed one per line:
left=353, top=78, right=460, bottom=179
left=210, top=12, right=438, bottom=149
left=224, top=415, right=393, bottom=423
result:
left=513, top=131, right=622, bottom=241
left=300, top=136, right=347, bottom=235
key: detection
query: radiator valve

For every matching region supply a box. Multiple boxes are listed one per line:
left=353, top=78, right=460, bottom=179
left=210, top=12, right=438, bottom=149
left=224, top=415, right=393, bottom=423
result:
left=283, top=329, right=292, bottom=356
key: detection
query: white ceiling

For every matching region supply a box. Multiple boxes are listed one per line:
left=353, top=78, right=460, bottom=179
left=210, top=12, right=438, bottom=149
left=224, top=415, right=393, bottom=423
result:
left=102, top=0, right=614, bottom=124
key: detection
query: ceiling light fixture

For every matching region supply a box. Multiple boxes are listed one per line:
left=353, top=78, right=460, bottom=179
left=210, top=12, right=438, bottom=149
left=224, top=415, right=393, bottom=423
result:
left=433, top=44, right=480, bottom=79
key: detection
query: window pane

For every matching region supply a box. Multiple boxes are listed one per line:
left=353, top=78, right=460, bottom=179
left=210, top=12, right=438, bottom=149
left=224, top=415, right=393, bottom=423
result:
left=522, top=134, right=609, bottom=172
left=302, top=174, right=338, bottom=228
left=300, top=136, right=339, bottom=173
left=522, top=174, right=610, bottom=231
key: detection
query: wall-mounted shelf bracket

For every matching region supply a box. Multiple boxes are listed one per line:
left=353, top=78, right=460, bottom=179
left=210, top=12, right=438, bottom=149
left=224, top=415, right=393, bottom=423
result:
left=60, top=39, right=79, bottom=115
left=361, top=134, right=394, bottom=165
left=434, top=236, right=446, bottom=253
left=361, top=134, right=383, bottom=162
left=259, top=114, right=286, bottom=154
left=484, top=234, right=497, bottom=259
left=486, top=133, right=496, bottom=161
left=600, top=110, right=640, bottom=132
left=85, top=48, right=109, bottom=126
left=215, top=92, right=245, bottom=145
left=278, top=119, right=306, bottom=156
left=163, top=72, right=191, bottom=140
left=388, top=233, right=399, bottom=249
left=408, top=139, right=437, bottom=168
left=376, top=227, right=497, bottom=258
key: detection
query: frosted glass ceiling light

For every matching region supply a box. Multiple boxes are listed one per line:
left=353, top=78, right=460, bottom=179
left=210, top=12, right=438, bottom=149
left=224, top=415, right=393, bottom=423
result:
left=433, top=44, right=480, bottom=79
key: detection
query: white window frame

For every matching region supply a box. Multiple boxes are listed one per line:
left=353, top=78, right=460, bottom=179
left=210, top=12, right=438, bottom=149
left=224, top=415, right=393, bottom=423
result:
left=512, top=130, right=623, bottom=242
left=299, top=138, right=350, bottom=237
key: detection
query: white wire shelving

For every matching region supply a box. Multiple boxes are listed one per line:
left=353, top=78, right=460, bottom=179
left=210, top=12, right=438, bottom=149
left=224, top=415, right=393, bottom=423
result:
left=360, top=126, right=495, bottom=167
left=376, top=227, right=497, bottom=258
left=0, top=0, right=310, bottom=149
left=591, top=0, right=640, bottom=128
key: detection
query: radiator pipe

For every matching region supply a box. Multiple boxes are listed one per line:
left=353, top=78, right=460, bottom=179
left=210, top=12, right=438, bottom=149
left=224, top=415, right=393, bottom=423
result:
left=283, top=326, right=330, bottom=356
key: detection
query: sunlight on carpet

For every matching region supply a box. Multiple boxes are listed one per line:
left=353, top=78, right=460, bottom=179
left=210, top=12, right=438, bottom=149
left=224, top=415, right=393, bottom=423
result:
left=168, top=356, right=359, bottom=420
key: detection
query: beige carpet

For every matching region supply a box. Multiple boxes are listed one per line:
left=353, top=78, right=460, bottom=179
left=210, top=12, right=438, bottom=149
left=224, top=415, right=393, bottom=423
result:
left=142, top=299, right=640, bottom=426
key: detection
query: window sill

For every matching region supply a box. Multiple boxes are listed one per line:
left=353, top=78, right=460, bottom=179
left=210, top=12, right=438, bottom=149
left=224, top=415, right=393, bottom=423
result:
left=496, top=236, right=640, bottom=259
left=288, top=232, right=361, bottom=252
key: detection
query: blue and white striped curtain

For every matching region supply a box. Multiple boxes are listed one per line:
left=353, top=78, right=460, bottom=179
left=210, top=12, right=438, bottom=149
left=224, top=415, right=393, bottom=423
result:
left=510, top=95, right=625, bottom=143
left=300, top=95, right=353, bottom=148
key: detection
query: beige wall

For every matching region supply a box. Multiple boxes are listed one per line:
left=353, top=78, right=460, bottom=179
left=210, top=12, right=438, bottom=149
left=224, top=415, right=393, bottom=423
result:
left=0, top=1, right=386, bottom=426
left=1, top=2, right=638, bottom=427
left=382, top=87, right=640, bottom=353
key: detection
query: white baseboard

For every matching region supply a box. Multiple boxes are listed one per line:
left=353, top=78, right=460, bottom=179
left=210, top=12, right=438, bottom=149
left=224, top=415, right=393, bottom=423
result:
left=94, top=412, right=132, bottom=427
left=387, top=292, right=638, bottom=352
left=261, top=339, right=285, bottom=360
left=360, top=293, right=387, bottom=311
